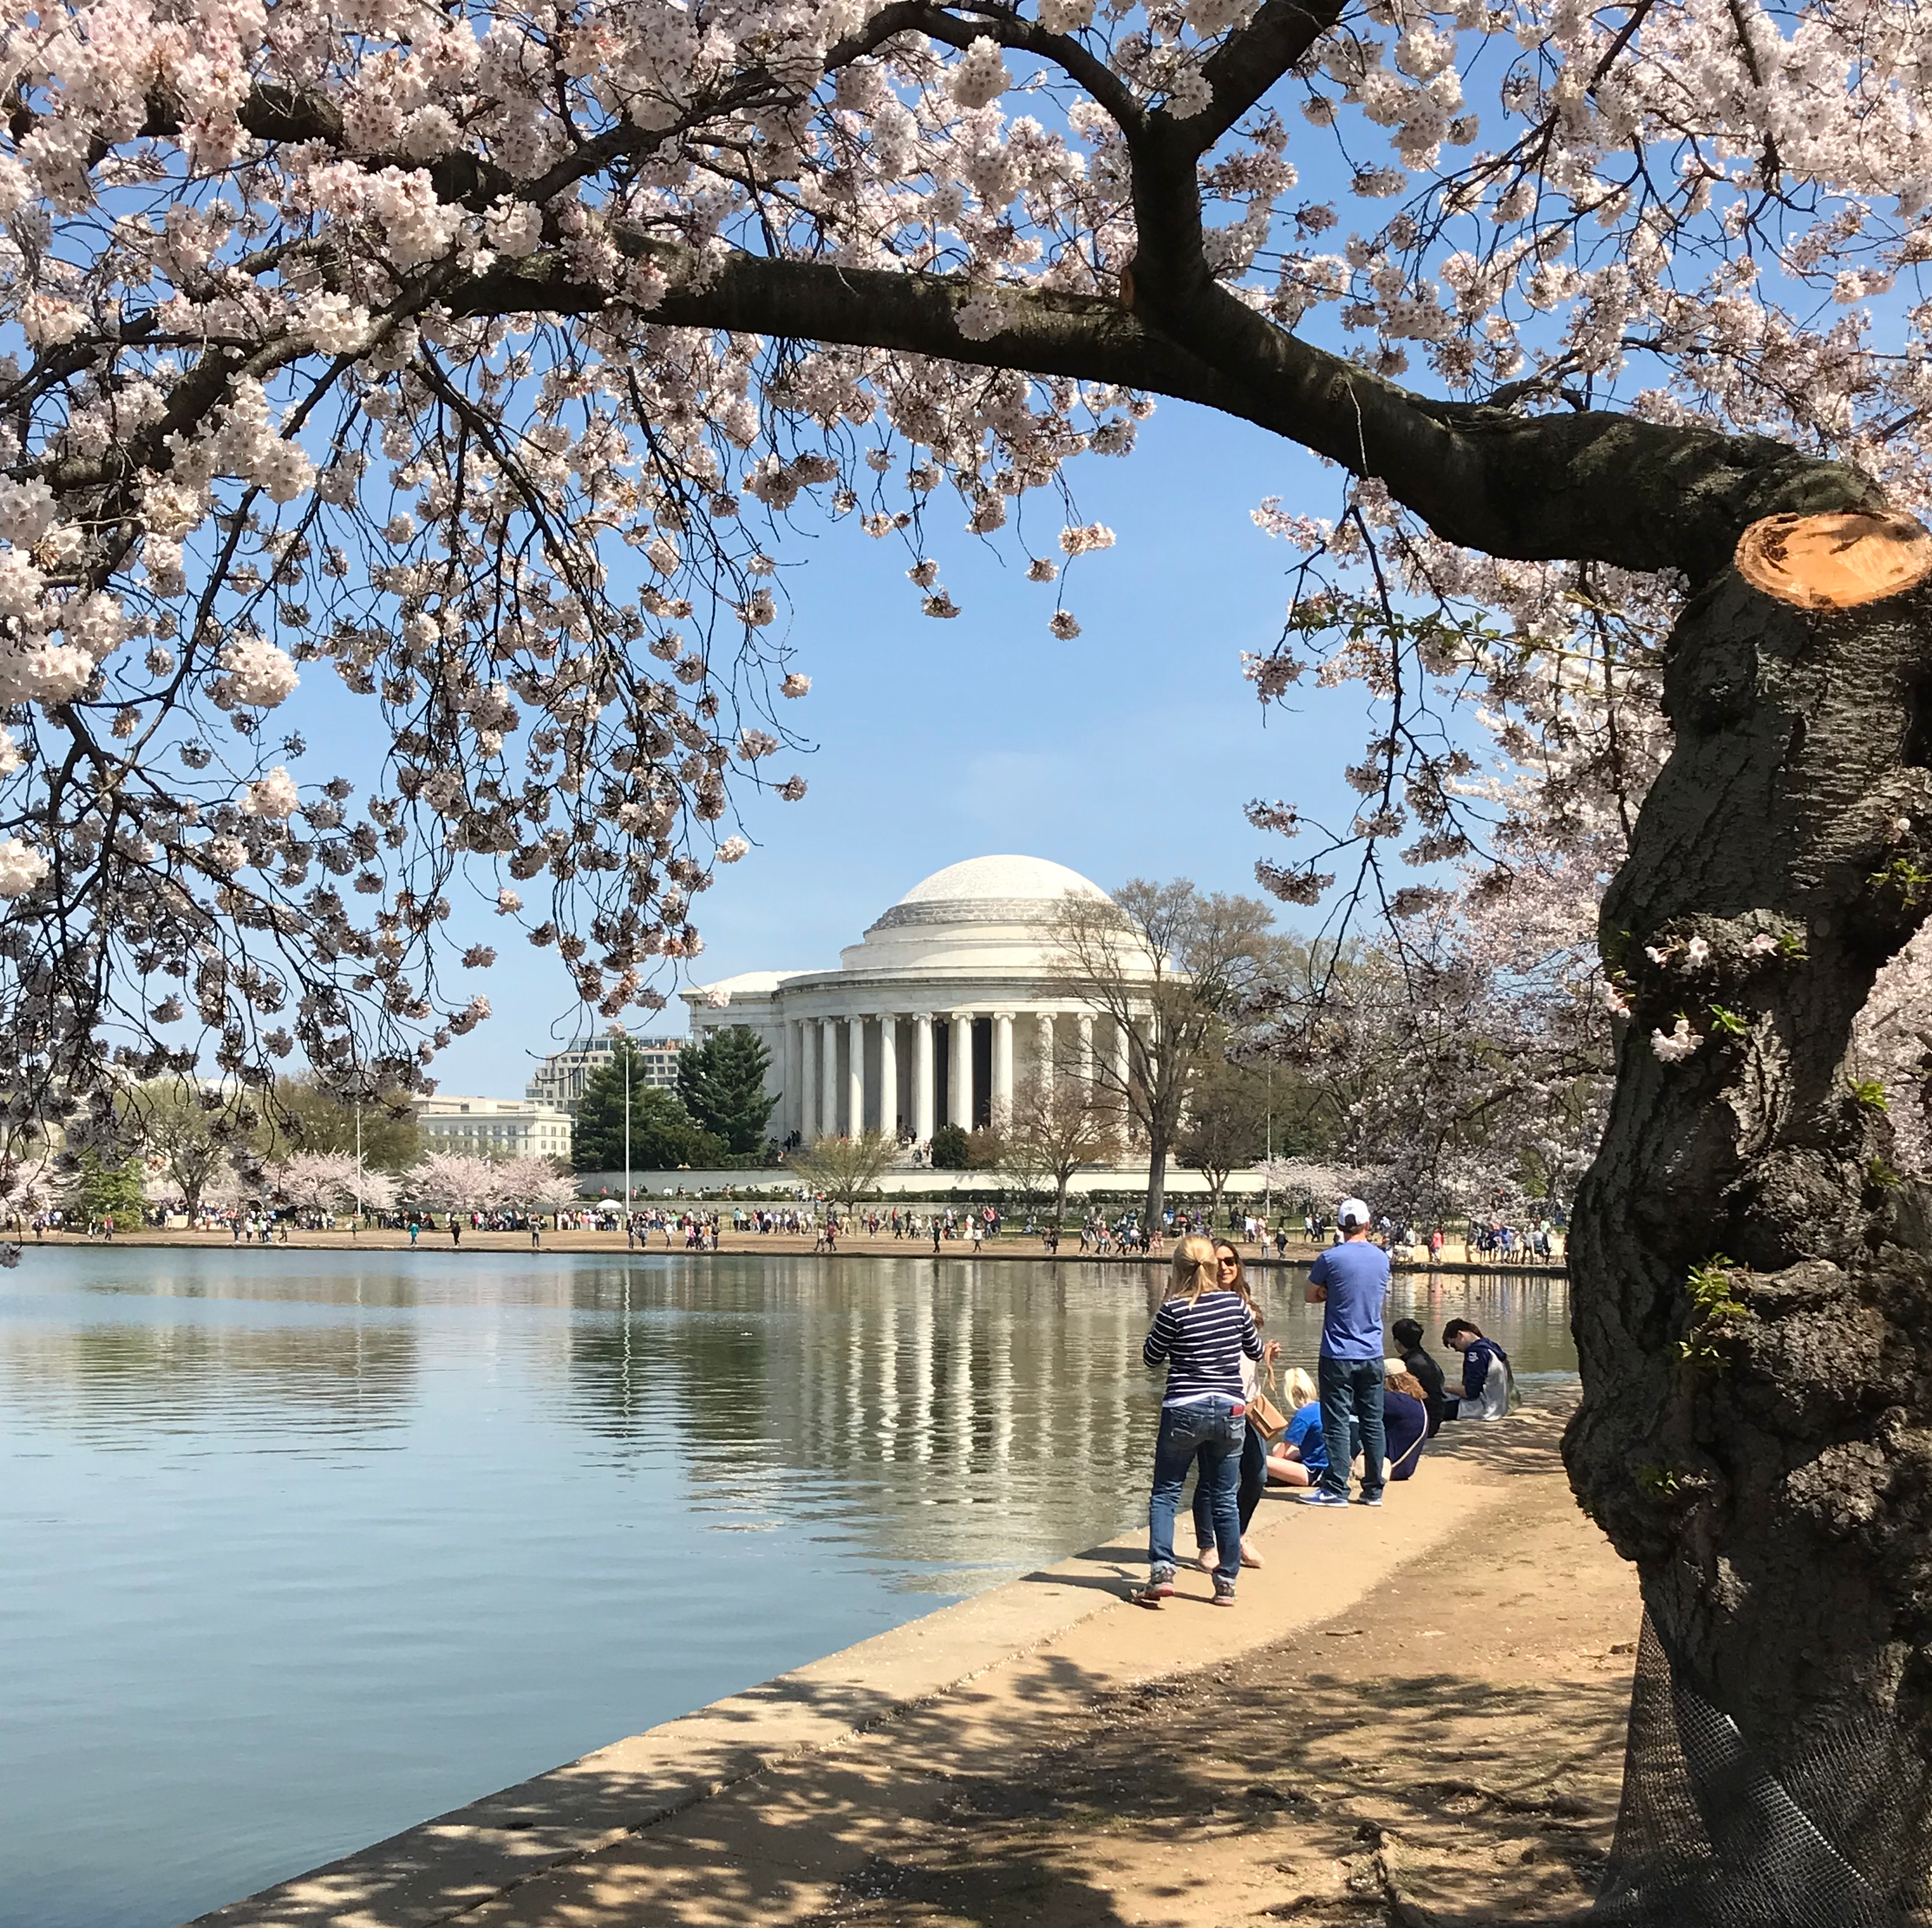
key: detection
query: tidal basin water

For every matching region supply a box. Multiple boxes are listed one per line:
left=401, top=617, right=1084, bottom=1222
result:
left=0, top=1247, right=1578, bottom=1928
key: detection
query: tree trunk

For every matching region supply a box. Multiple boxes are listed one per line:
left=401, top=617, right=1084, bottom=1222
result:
left=1146, top=1136, right=1169, bottom=1233
left=1565, top=566, right=1932, bottom=1923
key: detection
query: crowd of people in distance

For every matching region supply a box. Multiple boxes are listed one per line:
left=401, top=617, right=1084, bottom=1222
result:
left=1131, top=1199, right=1518, bottom=1608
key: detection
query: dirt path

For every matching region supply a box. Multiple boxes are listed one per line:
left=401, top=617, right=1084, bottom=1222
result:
left=802, top=1459, right=1636, bottom=1928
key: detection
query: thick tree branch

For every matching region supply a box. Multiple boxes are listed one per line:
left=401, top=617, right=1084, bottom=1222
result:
left=448, top=238, right=1878, bottom=579
left=1179, top=0, right=1346, bottom=151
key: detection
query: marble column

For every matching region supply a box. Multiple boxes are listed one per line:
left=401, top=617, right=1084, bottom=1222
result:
left=992, top=1011, right=1014, bottom=1123
left=799, top=1018, right=818, bottom=1140
left=820, top=1015, right=839, bottom=1139
left=781, top=1018, right=799, bottom=1139
left=847, top=1013, right=866, bottom=1137
left=1077, top=1012, right=1094, bottom=1085
left=879, top=1015, right=899, bottom=1139
left=949, top=1011, right=974, bottom=1129
left=1112, top=1019, right=1131, bottom=1104
left=1036, top=1012, right=1055, bottom=1093
left=913, top=1014, right=935, bottom=1143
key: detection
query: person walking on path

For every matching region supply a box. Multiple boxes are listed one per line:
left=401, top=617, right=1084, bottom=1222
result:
left=1133, top=1233, right=1262, bottom=1609
left=1190, top=1242, right=1280, bottom=1573
left=1301, top=1198, right=1392, bottom=1509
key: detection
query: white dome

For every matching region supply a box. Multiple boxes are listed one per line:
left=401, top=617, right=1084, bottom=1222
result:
left=896, top=855, right=1108, bottom=907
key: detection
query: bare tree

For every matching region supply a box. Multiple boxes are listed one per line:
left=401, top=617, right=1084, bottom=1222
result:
left=1050, top=883, right=1275, bottom=1227
left=788, top=1132, right=896, bottom=1216
left=130, top=1080, right=250, bottom=1217
left=999, top=1068, right=1122, bottom=1227
left=1174, top=1049, right=1273, bottom=1228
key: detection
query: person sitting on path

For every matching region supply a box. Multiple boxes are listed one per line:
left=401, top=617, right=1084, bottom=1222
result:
left=1133, top=1234, right=1262, bottom=1610
left=1301, top=1198, right=1392, bottom=1509
left=1443, top=1318, right=1515, bottom=1419
left=1392, top=1318, right=1452, bottom=1435
left=1381, top=1364, right=1430, bottom=1481
left=1265, top=1367, right=1322, bottom=1488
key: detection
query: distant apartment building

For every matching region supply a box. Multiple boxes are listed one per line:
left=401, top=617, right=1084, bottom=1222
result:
left=525, top=1033, right=684, bottom=1116
left=415, top=1095, right=574, bottom=1162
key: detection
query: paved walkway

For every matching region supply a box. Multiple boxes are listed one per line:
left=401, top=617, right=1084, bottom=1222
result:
left=186, top=1408, right=1627, bottom=1928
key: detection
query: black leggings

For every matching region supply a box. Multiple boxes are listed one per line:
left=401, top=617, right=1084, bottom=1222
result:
left=1192, top=1423, right=1268, bottom=1547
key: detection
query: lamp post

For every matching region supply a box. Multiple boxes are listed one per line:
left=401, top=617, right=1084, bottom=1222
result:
left=353, top=1098, right=364, bottom=1237
left=624, top=1043, right=632, bottom=1235
left=1262, top=1067, right=1273, bottom=1230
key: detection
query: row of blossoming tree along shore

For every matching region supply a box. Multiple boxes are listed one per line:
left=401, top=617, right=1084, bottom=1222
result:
left=3, top=0, right=1932, bottom=1906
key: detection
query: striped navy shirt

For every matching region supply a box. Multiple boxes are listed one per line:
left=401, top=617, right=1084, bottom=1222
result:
left=1143, top=1291, right=1262, bottom=1406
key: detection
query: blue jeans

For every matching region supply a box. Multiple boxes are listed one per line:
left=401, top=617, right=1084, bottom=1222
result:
left=1192, top=1421, right=1267, bottom=1547
left=1317, top=1356, right=1386, bottom=1500
left=1149, top=1398, right=1245, bottom=1586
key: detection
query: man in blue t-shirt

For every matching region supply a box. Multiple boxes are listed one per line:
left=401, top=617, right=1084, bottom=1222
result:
left=1301, top=1197, right=1392, bottom=1508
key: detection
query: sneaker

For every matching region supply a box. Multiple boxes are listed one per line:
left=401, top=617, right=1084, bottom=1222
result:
left=1354, top=1494, right=1384, bottom=1508
left=1211, top=1582, right=1237, bottom=1607
left=1130, top=1579, right=1175, bottom=1610
left=1300, top=1490, right=1350, bottom=1508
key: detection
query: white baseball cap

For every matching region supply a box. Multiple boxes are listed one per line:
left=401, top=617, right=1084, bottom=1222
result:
left=1338, top=1198, right=1371, bottom=1229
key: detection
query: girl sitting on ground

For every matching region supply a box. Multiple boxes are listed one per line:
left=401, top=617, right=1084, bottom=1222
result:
left=1264, top=1368, right=1322, bottom=1488
left=1381, top=1365, right=1430, bottom=1481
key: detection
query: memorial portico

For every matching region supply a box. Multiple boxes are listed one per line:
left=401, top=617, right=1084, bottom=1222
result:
left=682, top=856, right=1156, bottom=1155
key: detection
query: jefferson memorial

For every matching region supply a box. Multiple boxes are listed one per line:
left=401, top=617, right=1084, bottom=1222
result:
left=682, top=855, right=1144, bottom=1148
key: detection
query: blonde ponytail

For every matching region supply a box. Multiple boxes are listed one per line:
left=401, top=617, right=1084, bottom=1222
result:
left=1166, top=1233, right=1221, bottom=1304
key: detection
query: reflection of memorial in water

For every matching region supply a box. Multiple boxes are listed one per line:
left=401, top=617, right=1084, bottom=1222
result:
left=565, top=1260, right=1164, bottom=1584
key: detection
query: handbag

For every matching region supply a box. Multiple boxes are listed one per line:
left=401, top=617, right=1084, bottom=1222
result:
left=1246, top=1364, right=1289, bottom=1444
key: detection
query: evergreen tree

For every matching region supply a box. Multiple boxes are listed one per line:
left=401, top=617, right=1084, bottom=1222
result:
left=66, top=1151, right=148, bottom=1223
left=573, top=1042, right=726, bottom=1171
left=677, top=1026, right=777, bottom=1153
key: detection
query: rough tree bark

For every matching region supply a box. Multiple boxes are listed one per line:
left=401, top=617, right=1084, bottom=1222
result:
left=1565, top=551, right=1932, bottom=1920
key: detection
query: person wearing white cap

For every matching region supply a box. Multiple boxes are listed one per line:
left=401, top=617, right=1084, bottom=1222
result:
left=1300, top=1197, right=1392, bottom=1508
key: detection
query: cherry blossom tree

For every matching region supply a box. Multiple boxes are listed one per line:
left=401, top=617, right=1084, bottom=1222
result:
left=494, top=1152, right=582, bottom=1217
left=269, top=1146, right=358, bottom=1215
left=3, top=0, right=1932, bottom=1899
left=403, top=1151, right=509, bottom=1215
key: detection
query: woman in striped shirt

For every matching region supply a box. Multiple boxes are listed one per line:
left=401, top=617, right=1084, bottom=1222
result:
left=1134, top=1234, right=1264, bottom=1608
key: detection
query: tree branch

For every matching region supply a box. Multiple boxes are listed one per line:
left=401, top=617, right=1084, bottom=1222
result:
left=1179, top=0, right=1346, bottom=152
left=447, top=236, right=1877, bottom=579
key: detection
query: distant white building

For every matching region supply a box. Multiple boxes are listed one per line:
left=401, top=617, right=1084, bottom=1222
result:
left=416, top=1095, right=574, bottom=1162
left=681, top=854, right=1154, bottom=1151
left=525, top=1033, right=684, bottom=1115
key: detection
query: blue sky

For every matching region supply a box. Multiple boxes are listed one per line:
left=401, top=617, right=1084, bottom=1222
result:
left=414, top=396, right=1374, bottom=1097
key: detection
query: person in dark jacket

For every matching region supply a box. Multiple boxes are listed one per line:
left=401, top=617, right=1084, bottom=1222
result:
left=1392, top=1317, right=1451, bottom=1435
left=1443, top=1318, right=1514, bottom=1419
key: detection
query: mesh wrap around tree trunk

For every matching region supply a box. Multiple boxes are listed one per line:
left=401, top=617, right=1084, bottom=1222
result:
left=1565, top=569, right=1932, bottom=1918
left=1597, top=1616, right=1932, bottom=1926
